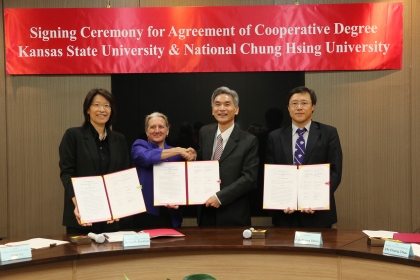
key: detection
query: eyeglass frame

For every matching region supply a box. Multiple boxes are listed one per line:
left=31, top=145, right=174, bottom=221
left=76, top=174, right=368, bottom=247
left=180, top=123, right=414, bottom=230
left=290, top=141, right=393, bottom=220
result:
left=91, top=103, right=112, bottom=110
left=288, top=101, right=312, bottom=108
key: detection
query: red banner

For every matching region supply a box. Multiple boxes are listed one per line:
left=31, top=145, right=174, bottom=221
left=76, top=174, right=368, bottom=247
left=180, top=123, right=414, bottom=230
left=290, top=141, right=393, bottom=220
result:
left=4, top=3, right=403, bottom=75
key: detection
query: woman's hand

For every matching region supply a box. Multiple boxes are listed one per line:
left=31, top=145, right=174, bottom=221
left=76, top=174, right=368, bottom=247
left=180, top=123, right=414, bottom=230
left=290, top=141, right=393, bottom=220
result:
left=165, top=204, right=179, bottom=209
left=72, top=197, right=92, bottom=226
left=106, top=218, right=119, bottom=224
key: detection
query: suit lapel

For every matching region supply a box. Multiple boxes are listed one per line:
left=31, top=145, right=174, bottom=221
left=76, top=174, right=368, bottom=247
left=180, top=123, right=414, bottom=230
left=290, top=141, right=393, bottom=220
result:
left=281, top=125, right=294, bottom=164
left=219, top=125, right=239, bottom=162
left=83, top=126, right=100, bottom=174
left=304, top=122, right=321, bottom=164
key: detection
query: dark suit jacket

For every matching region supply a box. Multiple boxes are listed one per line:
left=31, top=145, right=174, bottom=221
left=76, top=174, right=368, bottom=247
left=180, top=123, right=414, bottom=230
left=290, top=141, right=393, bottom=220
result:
left=59, top=125, right=130, bottom=230
left=197, top=123, right=259, bottom=226
left=265, top=121, right=343, bottom=228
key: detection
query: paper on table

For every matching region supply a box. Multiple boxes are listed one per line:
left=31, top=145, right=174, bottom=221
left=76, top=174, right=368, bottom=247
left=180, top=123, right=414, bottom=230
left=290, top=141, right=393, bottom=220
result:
left=103, top=231, right=138, bottom=242
left=153, top=162, right=187, bottom=205
left=362, top=230, right=398, bottom=239
left=5, top=238, right=68, bottom=249
left=187, top=161, right=220, bottom=204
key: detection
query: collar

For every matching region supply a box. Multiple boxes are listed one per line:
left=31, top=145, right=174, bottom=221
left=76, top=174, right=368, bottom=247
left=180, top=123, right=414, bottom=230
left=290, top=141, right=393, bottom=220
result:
left=148, top=140, right=168, bottom=149
left=292, top=121, right=311, bottom=135
left=89, top=122, right=108, bottom=140
left=217, top=123, right=235, bottom=141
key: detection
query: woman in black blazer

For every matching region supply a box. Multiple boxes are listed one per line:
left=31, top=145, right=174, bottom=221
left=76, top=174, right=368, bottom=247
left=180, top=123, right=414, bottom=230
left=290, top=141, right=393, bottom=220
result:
left=59, top=88, right=130, bottom=234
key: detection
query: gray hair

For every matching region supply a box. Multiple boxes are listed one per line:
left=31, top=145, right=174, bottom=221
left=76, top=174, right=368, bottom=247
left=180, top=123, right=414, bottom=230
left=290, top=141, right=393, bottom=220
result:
left=145, top=112, right=170, bottom=131
left=211, top=86, right=239, bottom=107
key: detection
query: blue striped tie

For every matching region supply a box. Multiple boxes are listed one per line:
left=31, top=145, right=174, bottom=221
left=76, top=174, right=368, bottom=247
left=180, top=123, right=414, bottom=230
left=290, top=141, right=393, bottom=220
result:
left=294, top=128, right=306, bottom=165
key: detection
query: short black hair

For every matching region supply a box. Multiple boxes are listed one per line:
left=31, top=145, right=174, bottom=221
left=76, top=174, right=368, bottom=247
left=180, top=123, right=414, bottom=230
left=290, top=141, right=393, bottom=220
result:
left=82, top=88, right=116, bottom=128
left=287, top=86, right=317, bottom=105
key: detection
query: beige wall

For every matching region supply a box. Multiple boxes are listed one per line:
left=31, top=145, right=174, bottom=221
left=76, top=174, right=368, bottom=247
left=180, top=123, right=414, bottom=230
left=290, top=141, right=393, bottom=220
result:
left=1, top=0, right=418, bottom=239
left=0, top=0, right=6, bottom=238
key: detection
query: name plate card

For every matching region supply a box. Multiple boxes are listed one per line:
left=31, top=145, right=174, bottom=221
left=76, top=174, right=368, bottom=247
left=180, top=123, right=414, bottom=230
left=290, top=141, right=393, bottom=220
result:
left=383, top=240, right=414, bottom=258
left=0, top=245, right=32, bottom=262
left=123, top=233, right=150, bottom=248
left=294, top=231, right=323, bottom=246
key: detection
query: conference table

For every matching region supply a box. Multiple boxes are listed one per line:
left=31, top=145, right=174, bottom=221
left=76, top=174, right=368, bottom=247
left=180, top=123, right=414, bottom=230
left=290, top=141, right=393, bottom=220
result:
left=1, top=227, right=419, bottom=279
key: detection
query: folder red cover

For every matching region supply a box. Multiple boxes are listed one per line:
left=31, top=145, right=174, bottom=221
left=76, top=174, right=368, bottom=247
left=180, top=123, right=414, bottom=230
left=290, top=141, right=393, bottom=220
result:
left=393, top=233, right=420, bottom=243
left=140, top=228, right=185, bottom=238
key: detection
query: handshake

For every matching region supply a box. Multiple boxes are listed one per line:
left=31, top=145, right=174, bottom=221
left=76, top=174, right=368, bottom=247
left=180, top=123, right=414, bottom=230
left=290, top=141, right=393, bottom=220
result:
left=179, top=147, right=197, bottom=161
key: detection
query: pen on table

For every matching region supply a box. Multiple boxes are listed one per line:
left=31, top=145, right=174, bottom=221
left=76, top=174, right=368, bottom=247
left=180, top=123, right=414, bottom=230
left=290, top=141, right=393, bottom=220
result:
left=49, top=243, right=57, bottom=247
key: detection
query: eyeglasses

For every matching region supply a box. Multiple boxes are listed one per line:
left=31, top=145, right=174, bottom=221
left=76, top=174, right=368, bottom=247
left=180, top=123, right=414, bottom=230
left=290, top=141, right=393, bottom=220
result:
left=289, top=102, right=312, bottom=108
left=91, top=103, right=111, bottom=110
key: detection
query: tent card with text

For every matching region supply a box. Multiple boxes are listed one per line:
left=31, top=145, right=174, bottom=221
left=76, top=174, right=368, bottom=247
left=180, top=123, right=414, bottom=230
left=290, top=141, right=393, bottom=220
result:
left=263, top=164, right=330, bottom=210
left=72, top=168, right=146, bottom=223
left=153, top=161, right=220, bottom=205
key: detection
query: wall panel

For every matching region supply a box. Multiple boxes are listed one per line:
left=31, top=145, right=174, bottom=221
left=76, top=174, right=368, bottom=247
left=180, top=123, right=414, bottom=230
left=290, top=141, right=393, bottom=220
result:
left=411, top=0, right=420, bottom=231
left=2, top=0, right=133, bottom=238
left=306, top=0, right=413, bottom=231
left=0, top=0, right=7, bottom=238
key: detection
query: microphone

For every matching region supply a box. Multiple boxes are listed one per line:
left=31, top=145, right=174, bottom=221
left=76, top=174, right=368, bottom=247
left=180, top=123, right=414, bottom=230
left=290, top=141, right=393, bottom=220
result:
left=242, top=227, right=254, bottom=239
left=88, top=232, right=105, bottom=243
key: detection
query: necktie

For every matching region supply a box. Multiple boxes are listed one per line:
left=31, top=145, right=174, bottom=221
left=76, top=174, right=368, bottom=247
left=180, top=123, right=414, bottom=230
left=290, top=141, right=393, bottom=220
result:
left=294, top=128, right=306, bottom=165
left=212, top=134, right=224, bottom=160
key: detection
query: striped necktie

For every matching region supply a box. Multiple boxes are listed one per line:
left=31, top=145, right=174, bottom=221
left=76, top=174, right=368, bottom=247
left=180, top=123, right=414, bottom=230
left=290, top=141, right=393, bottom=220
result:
left=294, top=128, right=306, bottom=165
left=212, top=134, right=224, bottom=160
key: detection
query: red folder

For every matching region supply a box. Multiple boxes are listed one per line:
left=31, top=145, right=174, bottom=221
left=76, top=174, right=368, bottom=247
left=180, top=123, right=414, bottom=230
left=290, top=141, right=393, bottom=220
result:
left=393, top=233, right=420, bottom=243
left=140, top=228, right=185, bottom=238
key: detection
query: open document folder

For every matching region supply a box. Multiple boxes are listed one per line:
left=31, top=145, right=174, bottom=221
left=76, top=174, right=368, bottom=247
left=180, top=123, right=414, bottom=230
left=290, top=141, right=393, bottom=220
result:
left=72, top=168, right=146, bottom=224
left=153, top=161, right=220, bottom=205
left=263, top=164, right=330, bottom=210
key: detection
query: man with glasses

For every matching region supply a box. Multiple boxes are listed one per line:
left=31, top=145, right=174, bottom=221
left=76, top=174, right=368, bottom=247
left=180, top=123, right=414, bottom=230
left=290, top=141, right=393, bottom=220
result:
left=265, top=86, right=343, bottom=228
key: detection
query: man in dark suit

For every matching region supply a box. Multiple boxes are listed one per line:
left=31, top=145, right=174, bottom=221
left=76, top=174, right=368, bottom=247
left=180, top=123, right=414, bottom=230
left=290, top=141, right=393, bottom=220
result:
left=197, top=86, right=259, bottom=226
left=266, top=86, right=342, bottom=228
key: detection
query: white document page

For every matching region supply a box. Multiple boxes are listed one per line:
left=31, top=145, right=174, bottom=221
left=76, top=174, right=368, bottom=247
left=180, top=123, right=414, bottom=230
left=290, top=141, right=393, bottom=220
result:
left=72, top=176, right=111, bottom=223
left=362, top=230, right=398, bottom=238
left=103, top=168, right=146, bottom=219
left=103, top=231, right=138, bottom=242
left=297, top=164, right=330, bottom=210
left=263, top=164, right=298, bottom=210
left=5, top=238, right=69, bottom=249
left=187, top=161, right=220, bottom=204
left=153, top=162, right=187, bottom=205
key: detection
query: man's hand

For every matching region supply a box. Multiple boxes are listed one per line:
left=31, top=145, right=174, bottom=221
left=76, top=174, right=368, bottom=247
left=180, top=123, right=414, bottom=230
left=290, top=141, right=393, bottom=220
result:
left=182, top=148, right=197, bottom=161
left=301, top=208, right=315, bottom=214
left=283, top=207, right=296, bottom=214
left=205, top=195, right=221, bottom=208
